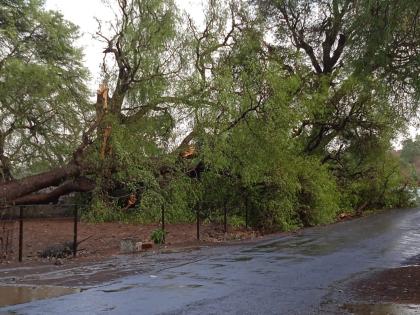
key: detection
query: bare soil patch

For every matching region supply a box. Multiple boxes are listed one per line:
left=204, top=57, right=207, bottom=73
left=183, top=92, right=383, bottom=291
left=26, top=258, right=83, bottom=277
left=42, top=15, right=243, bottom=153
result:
left=351, top=266, right=420, bottom=304
left=0, top=219, right=258, bottom=266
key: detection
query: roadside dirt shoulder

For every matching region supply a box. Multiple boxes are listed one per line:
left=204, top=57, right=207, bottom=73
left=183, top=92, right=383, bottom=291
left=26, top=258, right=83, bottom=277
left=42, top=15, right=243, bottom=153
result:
left=0, top=220, right=262, bottom=266
left=350, top=265, right=420, bottom=304
left=0, top=221, right=281, bottom=287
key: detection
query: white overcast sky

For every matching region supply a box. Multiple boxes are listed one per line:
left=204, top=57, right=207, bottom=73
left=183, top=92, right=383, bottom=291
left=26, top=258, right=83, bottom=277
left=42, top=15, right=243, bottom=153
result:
left=44, top=0, right=418, bottom=141
left=45, top=0, right=205, bottom=86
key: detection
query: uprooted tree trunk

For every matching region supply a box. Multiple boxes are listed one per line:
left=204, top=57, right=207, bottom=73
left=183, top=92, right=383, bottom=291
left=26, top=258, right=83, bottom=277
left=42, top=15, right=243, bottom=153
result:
left=0, top=83, right=196, bottom=206
left=0, top=162, right=84, bottom=205
left=0, top=86, right=110, bottom=206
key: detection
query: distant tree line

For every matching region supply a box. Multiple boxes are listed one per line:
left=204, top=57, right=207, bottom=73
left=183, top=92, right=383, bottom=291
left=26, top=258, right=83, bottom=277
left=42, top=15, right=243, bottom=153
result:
left=400, top=135, right=420, bottom=185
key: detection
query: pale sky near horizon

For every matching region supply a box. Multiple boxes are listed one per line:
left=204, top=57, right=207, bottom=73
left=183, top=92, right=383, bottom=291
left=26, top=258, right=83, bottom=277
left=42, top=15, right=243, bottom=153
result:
left=44, top=0, right=418, bottom=143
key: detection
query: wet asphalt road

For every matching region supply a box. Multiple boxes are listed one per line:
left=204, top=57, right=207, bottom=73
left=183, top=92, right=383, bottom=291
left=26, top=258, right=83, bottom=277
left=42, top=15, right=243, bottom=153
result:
left=1, top=207, right=420, bottom=314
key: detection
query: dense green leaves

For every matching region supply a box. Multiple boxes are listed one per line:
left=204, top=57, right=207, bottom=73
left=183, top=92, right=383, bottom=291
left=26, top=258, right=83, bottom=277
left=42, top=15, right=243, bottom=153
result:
left=1, top=0, right=417, bottom=230
left=0, top=0, right=90, bottom=179
left=401, top=136, right=420, bottom=165
left=400, top=135, right=420, bottom=188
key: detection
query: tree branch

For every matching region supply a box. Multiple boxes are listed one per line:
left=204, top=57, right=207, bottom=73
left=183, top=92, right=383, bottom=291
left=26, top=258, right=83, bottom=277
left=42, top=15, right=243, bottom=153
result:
left=13, top=177, right=95, bottom=205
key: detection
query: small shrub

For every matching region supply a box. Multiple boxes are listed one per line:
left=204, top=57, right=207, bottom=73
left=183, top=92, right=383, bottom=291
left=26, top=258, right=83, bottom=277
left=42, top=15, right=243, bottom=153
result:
left=83, top=196, right=121, bottom=222
left=226, top=215, right=245, bottom=229
left=150, top=228, right=166, bottom=244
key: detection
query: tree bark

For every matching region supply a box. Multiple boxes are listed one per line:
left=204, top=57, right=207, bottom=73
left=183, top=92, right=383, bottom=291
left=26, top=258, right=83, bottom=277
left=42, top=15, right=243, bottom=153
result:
left=13, top=177, right=95, bottom=205
left=0, top=84, right=106, bottom=205
left=0, top=162, right=82, bottom=205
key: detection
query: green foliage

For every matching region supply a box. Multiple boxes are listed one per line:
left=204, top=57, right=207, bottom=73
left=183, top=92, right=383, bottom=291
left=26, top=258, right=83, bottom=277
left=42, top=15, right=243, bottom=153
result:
left=150, top=228, right=166, bottom=245
left=400, top=136, right=420, bottom=165
left=2, top=0, right=417, bottom=232
left=228, top=215, right=246, bottom=229
left=339, top=149, right=417, bottom=211
left=295, top=158, right=340, bottom=226
left=0, top=0, right=90, bottom=178
left=83, top=196, right=123, bottom=223
left=70, top=0, right=420, bottom=230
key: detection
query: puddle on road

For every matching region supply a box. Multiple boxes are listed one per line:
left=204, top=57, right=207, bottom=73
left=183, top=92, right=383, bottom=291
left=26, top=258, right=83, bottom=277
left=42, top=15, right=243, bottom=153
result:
left=232, top=256, right=253, bottom=262
left=247, top=237, right=341, bottom=257
left=210, top=256, right=253, bottom=264
left=342, top=303, right=420, bottom=314
left=148, top=284, right=203, bottom=290
left=0, top=285, right=80, bottom=307
left=184, top=284, right=203, bottom=288
left=102, top=285, right=137, bottom=293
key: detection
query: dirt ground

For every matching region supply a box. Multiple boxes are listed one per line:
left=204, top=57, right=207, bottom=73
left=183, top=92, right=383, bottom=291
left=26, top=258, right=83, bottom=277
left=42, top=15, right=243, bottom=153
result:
left=351, top=266, right=420, bottom=304
left=0, top=219, right=259, bottom=265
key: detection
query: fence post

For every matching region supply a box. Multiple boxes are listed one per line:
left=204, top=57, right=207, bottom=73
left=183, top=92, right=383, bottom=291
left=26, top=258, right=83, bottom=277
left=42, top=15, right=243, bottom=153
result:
left=18, top=206, right=23, bottom=262
left=224, top=201, right=227, bottom=233
left=161, top=204, right=165, bottom=244
left=73, top=206, right=78, bottom=257
left=245, top=198, right=248, bottom=229
left=196, top=204, right=200, bottom=241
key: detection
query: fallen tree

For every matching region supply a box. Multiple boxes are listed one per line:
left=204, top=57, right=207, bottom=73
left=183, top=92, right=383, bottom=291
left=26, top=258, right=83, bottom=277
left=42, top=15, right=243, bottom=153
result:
left=0, top=0, right=193, bottom=205
left=0, top=0, right=418, bottom=230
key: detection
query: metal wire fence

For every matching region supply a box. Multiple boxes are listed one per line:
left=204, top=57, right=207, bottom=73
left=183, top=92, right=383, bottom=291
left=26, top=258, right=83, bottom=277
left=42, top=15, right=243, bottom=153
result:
left=0, top=201, right=249, bottom=263
left=0, top=204, right=81, bottom=262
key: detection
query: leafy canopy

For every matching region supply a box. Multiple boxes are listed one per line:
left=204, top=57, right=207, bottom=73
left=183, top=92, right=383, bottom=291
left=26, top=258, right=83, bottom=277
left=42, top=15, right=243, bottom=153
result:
left=0, top=0, right=90, bottom=179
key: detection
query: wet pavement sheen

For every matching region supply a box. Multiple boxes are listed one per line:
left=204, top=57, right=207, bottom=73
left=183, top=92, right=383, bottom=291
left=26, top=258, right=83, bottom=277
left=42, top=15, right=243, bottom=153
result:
left=1, top=207, right=420, bottom=314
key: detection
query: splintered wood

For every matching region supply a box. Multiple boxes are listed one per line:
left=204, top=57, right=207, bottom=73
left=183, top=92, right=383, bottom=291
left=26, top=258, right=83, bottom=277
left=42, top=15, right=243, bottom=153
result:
left=180, top=145, right=196, bottom=159
left=96, top=84, right=112, bottom=160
